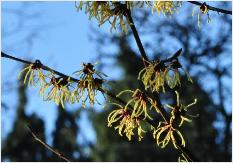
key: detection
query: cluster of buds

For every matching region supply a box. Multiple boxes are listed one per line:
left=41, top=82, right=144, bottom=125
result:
left=18, top=61, right=106, bottom=108
left=107, top=103, right=145, bottom=141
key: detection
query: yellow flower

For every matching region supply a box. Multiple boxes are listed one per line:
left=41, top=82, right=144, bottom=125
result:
left=125, top=1, right=149, bottom=10
left=152, top=119, right=185, bottom=149
left=117, top=89, right=154, bottom=120
left=139, top=58, right=193, bottom=92
left=107, top=103, right=146, bottom=141
left=152, top=1, right=181, bottom=16
left=138, top=60, right=167, bottom=93
left=165, top=58, right=193, bottom=89
left=18, top=60, right=45, bottom=87
left=165, top=91, right=197, bottom=127
left=75, top=78, right=102, bottom=107
left=73, top=63, right=106, bottom=107
left=74, top=62, right=107, bottom=80
left=76, top=1, right=131, bottom=33
left=40, top=75, right=72, bottom=108
left=76, top=1, right=111, bottom=22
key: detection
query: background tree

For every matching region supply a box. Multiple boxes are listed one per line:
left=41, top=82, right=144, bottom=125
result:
left=50, top=105, right=91, bottom=161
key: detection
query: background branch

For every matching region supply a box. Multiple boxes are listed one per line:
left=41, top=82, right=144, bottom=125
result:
left=27, top=125, right=71, bottom=162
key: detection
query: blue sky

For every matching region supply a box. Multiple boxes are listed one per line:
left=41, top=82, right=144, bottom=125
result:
left=1, top=1, right=232, bottom=148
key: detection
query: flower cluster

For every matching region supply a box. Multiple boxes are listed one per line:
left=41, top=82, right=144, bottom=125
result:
left=76, top=1, right=111, bottom=24
left=138, top=58, right=192, bottom=93
left=151, top=91, right=197, bottom=149
left=107, top=103, right=145, bottom=141
left=40, top=75, right=72, bottom=108
left=107, top=88, right=163, bottom=141
left=166, top=58, right=193, bottom=88
left=138, top=60, right=167, bottom=92
left=165, top=91, right=197, bottom=127
left=107, top=50, right=196, bottom=154
left=76, top=1, right=131, bottom=33
left=73, top=62, right=107, bottom=107
left=76, top=1, right=183, bottom=33
left=151, top=1, right=182, bottom=16
left=18, top=60, right=45, bottom=87
left=152, top=119, right=185, bottom=149
left=18, top=61, right=106, bottom=108
left=117, top=89, right=155, bottom=120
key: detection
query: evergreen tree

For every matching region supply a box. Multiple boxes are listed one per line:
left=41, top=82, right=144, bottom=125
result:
left=51, top=105, right=91, bottom=161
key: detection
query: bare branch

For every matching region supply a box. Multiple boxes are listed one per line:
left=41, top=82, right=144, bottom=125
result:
left=125, top=8, right=149, bottom=62
left=26, top=125, right=71, bottom=162
left=1, top=51, right=79, bottom=83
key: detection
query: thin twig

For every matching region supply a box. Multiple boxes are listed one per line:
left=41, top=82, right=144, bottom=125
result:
left=163, top=48, right=183, bottom=63
left=1, top=52, right=79, bottom=83
left=1, top=52, right=32, bottom=64
left=188, top=1, right=232, bottom=15
left=26, top=125, right=71, bottom=162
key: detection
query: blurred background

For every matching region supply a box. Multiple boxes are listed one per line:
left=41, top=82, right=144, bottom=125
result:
left=1, top=1, right=232, bottom=162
